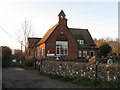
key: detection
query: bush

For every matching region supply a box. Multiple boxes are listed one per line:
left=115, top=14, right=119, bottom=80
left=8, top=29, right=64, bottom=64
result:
left=99, top=43, right=112, bottom=58
left=24, top=58, right=34, bottom=67
left=2, top=46, right=12, bottom=67
left=10, top=61, right=24, bottom=68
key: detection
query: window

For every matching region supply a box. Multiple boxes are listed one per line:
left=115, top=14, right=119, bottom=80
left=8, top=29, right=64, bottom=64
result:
left=38, top=49, right=39, bottom=56
left=61, top=15, right=63, bottom=19
left=42, top=48, right=43, bottom=56
left=77, top=40, right=84, bottom=44
left=47, top=50, right=50, bottom=54
left=34, top=51, right=36, bottom=57
left=90, top=51, right=94, bottom=57
left=78, top=50, right=82, bottom=57
left=56, top=41, right=68, bottom=55
left=83, top=51, right=87, bottom=57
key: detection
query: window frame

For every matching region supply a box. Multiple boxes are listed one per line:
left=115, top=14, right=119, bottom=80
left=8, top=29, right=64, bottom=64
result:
left=83, top=51, right=87, bottom=57
left=34, top=51, right=36, bottom=57
left=56, top=41, right=68, bottom=56
left=78, top=50, right=82, bottom=57
left=77, top=40, right=84, bottom=44
left=41, top=48, right=43, bottom=56
left=37, top=49, right=39, bottom=56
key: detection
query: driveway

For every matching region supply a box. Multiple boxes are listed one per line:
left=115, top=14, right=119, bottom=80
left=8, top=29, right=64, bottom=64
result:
left=3, top=67, right=82, bottom=88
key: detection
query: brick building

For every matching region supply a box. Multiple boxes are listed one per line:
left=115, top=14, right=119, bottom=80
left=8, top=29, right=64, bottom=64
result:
left=26, top=37, right=41, bottom=59
left=26, top=10, right=98, bottom=60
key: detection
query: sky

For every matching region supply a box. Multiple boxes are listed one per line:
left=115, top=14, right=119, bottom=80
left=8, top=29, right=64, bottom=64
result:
left=0, top=0, right=119, bottom=50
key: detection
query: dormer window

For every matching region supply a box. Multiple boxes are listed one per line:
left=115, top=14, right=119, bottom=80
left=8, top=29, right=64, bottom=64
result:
left=77, top=40, right=84, bottom=44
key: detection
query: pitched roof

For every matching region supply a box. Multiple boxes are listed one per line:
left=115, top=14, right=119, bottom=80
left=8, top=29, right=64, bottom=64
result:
left=58, top=10, right=66, bottom=17
left=37, top=23, right=58, bottom=45
left=69, top=28, right=96, bottom=49
left=28, top=37, right=42, bottom=49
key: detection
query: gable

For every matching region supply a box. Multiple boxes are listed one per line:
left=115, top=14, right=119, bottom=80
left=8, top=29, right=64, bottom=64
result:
left=45, top=25, right=78, bottom=45
left=28, top=37, right=42, bottom=49
left=37, top=23, right=58, bottom=45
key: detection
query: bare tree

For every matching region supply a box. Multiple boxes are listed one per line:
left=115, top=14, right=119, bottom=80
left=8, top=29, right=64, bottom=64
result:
left=16, top=18, right=33, bottom=53
left=22, top=18, right=32, bottom=50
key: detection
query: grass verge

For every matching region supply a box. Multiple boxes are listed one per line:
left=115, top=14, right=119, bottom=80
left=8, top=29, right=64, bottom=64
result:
left=40, top=72, right=120, bottom=88
left=8, top=62, right=34, bottom=70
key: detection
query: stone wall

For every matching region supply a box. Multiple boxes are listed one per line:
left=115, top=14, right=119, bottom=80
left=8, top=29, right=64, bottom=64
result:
left=41, top=61, right=120, bottom=82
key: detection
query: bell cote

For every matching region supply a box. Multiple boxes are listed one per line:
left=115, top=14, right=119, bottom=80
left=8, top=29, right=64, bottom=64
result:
left=58, top=10, right=67, bottom=26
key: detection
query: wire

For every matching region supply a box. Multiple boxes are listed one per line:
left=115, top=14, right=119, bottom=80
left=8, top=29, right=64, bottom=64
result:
left=0, top=26, right=25, bottom=47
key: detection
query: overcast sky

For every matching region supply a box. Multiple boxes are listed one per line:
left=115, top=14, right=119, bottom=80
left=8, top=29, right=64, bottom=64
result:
left=0, top=0, right=119, bottom=50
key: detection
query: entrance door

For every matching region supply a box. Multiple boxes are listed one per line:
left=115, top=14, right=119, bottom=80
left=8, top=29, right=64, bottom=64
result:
left=90, top=51, right=94, bottom=57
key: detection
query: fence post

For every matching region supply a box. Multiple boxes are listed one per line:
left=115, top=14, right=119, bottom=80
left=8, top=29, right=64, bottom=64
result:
left=95, top=59, right=99, bottom=80
left=40, top=57, right=44, bottom=72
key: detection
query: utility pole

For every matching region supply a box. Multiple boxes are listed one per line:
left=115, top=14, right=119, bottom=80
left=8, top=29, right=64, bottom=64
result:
left=21, top=41, right=23, bottom=63
left=118, top=38, right=120, bottom=54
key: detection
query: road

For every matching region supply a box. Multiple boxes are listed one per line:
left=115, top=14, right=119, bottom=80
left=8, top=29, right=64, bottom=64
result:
left=3, top=67, right=82, bottom=88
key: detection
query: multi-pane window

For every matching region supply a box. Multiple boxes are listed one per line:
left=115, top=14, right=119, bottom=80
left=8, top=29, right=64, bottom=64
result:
left=78, top=50, right=82, bottom=57
left=37, top=49, right=39, bottom=56
left=56, top=41, right=68, bottom=55
left=41, top=48, right=43, bottom=56
left=77, top=40, right=84, bottom=44
left=83, top=51, right=87, bottom=57
left=34, top=51, right=36, bottom=57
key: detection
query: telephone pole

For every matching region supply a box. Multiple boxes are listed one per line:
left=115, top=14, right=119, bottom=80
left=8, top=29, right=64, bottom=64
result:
left=21, top=41, right=23, bottom=63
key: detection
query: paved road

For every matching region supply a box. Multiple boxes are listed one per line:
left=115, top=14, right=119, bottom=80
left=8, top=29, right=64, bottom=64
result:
left=3, top=67, right=82, bottom=88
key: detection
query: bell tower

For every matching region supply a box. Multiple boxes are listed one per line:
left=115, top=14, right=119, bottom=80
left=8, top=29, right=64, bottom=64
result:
left=58, top=10, right=67, bottom=26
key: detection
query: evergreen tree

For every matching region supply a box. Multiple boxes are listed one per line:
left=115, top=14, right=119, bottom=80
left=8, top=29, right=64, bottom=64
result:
left=99, top=43, right=112, bottom=57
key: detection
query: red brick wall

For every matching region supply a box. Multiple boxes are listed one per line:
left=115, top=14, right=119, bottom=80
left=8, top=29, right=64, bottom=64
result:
left=36, top=43, right=45, bottom=60
left=78, top=49, right=98, bottom=59
left=36, top=46, right=40, bottom=59
left=45, top=25, right=78, bottom=60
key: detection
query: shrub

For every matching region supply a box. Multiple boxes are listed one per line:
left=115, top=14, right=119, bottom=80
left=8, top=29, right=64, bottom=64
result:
left=24, top=58, right=34, bottom=67
left=2, top=46, right=12, bottom=67
left=99, top=43, right=112, bottom=58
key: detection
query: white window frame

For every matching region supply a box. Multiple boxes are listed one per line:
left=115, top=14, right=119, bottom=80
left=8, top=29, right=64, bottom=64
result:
left=56, top=41, right=68, bottom=56
left=42, top=48, right=43, bottom=56
left=35, top=51, right=36, bottom=57
left=80, top=40, right=84, bottom=44
left=47, top=50, right=50, bottom=54
left=78, top=50, right=82, bottom=57
left=38, top=49, right=39, bottom=56
left=83, top=51, right=87, bottom=57
left=77, top=40, right=84, bottom=44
